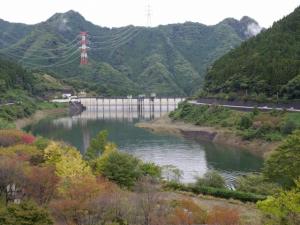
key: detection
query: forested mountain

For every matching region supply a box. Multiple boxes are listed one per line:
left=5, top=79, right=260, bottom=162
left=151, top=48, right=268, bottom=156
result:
left=0, top=11, right=262, bottom=96
left=0, top=56, right=71, bottom=100
left=204, top=6, right=300, bottom=100
left=0, top=56, right=71, bottom=122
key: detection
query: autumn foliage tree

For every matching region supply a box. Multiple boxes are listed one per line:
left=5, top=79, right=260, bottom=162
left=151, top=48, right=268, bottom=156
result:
left=25, top=166, right=60, bottom=205
left=0, top=156, right=26, bottom=204
left=50, top=176, right=101, bottom=225
left=44, top=142, right=91, bottom=179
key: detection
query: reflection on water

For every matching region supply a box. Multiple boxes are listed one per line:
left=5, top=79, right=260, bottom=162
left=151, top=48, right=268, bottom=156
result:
left=25, top=103, right=263, bottom=184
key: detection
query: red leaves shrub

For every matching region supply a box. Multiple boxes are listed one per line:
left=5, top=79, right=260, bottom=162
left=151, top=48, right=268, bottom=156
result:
left=21, top=134, right=35, bottom=144
left=206, top=206, right=240, bottom=225
left=0, top=130, right=35, bottom=147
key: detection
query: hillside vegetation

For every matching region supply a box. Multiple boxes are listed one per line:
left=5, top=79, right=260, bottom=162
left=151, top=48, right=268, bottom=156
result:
left=170, top=102, right=300, bottom=142
left=0, top=57, right=68, bottom=127
left=203, top=6, right=300, bottom=100
left=0, top=11, right=262, bottom=96
left=1, top=128, right=300, bottom=224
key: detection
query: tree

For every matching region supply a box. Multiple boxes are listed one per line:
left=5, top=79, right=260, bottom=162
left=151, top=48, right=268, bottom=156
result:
left=162, top=165, right=183, bottom=183
left=44, top=142, right=92, bottom=179
left=257, top=179, right=300, bottom=225
left=98, top=151, right=142, bottom=188
left=281, top=74, right=300, bottom=99
left=86, top=130, right=109, bottom=160
left=50, top=176, right=101, bottom=225
left=0, top=201, right=53, bottom=225
left=133, top=176, right=161, bottom=225
left=263, top=131, right=300, bottom=187
left=195, top=170, right=226, bottom=188
left=235, top=174, right=280, bottom=196
left=25, top=166, right=60, bottom=205
left=0, top=156, right=26, bottom=204
left=140, top=162, right=162, bottom=180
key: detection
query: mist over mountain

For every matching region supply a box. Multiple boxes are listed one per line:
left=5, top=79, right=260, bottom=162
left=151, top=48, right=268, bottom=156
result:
left=204, top=6, right=300, bottom=100
left=0, top=10, right=262, bottom=96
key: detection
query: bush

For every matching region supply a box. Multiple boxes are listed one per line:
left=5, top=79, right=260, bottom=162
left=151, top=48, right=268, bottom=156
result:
left=238, top=115, right=253, bottom=129
left=241, top=125, right=273, bottom=140
left=0, top=201, right=53, bottom=225
left=98, top=151, right=142, bottom=188
left=195, top=171, right=226, bottom=188
left=235, top=174, right=280, bottom=196
left=252, top=107, right=260, bottom=116
left=280, top=120, right=297, bottom=135
left=21, top=134, right=36, bottom=144
left=257, top=179, right=300, bottom=225
left=0, top=118, right=15, bottom=129
left=140, top=162, right=162, bottom=179
left=164, top=182, right=266, bottom=202
left=190, top=186, right=265, bottom=202
left=0, top=130, right=35, bottom=147
left=34, top=137, right=50, bottom=150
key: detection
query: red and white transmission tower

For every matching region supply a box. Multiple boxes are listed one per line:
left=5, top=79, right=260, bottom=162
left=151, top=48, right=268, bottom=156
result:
left=80, top=32, right=88, bottom=65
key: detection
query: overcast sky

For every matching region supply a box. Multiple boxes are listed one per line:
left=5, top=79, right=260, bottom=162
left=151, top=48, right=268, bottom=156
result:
left=0, top=0, right=299, bottom=28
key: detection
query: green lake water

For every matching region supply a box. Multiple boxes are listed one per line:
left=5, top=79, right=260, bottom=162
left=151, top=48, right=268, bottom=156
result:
left=25, top=107, right=263, bottom=184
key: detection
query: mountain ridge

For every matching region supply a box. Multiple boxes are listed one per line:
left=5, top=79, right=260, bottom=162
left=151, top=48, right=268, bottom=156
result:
left=0, top=11, right=263, bottom=96
left=203, top=6, right=300, bottom=100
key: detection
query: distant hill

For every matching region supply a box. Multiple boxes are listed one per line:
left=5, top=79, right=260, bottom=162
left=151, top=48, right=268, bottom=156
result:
left=0, top=11, right=262, bottom=96
left=204, top=6, right=300, bottom=100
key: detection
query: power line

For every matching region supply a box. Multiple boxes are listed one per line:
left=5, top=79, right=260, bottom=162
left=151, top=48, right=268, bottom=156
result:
left=88, top=27, right=137, bottom=45
left=21, top=49, right=80, bottom=68
left=87, top=26, right=135, bottom=40
left=89, top=29, right=139, bottom=48
left=1, top=23, right=143, bottom=68
left=89, top=29, right=142, bottom=51
left=146, top=0, right=152, bottom=27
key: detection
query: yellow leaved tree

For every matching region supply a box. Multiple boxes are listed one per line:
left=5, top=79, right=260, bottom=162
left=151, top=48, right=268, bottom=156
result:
left=44, top=142, right=92, bottom=179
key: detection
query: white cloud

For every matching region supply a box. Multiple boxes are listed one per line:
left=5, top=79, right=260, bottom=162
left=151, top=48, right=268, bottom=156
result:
left=245, top=23, right=263, bottom=37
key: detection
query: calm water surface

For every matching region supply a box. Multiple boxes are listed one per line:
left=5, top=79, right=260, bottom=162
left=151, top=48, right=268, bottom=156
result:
left=25, top=104, right=263, bottom=184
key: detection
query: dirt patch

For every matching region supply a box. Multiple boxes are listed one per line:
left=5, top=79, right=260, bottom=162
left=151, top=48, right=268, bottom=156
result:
left=136, top=115, right=279, bottom=158
left=15, top=108, right=68, bottom=129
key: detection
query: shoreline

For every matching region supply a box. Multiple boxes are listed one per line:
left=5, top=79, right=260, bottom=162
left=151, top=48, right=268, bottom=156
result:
left=136, top=115, right=279, bottom=158
left=15, top=107, right=68, bottom=129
